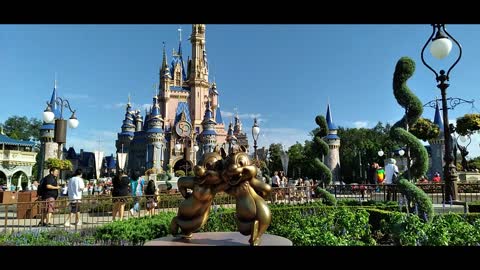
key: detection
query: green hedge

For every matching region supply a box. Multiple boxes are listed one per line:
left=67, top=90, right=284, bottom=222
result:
left=315, top=188, right=336, bottom=206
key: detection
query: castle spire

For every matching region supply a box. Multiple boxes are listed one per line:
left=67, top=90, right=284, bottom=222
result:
left=433, top=99, right=444, bottom=135
left=178, top=26, right=183, bottom=57
left=326, top=103, right=338, bottom=130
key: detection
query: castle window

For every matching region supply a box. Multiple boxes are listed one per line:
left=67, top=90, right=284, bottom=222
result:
left=175, top=71, right=181, bottom=86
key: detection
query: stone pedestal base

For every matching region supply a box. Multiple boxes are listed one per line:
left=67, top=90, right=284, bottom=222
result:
left=144, top=232, right=292, bottom=246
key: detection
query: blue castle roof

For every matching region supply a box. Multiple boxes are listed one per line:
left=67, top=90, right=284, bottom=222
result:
left=49, top=85, right=61, bottom=119
left=433, top=101, right=444, bottom=134
left=105, top=155, right=116, bottom=169
left=325, top=134, right=340, bottom=140
left=201, top=129, right=217, bottom=136
left=40, top=123, right=55, bottom=130
left=147, top=127, right=164, bottom=133
left=215, top=108, right=223, bottom=124
left=0, top=134, right=36, bottom=147
left=326, top=103, right=338, bottom=130
left=174, top=102, right=191, bottom=125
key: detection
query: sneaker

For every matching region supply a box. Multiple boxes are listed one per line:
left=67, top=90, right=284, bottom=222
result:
left=76, top=221, right=82, bottom=226
left=64, top=222, right=71, bottom=227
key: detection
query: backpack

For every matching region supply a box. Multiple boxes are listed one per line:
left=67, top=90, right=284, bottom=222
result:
left=37, top=177, right=46, bottom=197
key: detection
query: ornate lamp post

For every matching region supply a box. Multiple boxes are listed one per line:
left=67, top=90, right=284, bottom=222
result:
left=193, top=144, right=199, bottom=166
left=421, top=24, right=462, bottom=202
left=252, top=118, right=260, bottom=160
left=42, top=98, right=79, bottom=159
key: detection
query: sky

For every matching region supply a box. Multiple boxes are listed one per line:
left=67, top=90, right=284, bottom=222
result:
left=2, top=24, right=480, bottom=158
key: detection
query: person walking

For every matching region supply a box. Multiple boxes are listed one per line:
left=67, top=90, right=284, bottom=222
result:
left=64, top=169, right=85, bottom=227
left=38, top=167, right=61, bottom=226
left=112, top=169, right=130, bottom=221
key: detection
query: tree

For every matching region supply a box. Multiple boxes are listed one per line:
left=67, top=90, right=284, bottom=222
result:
left=267, top=143, right=283, bottom=174
left=287, top=142, right=305, bottom=178
left=45, top=158, right=73, bottom=170
left=1, top=116, right=42, bottom=141
left=456, top=114, right=480, bottom=136
left=410, top=117, right=440, bottom=141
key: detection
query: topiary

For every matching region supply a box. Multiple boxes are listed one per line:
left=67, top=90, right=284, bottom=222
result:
left=390, top=57, right=428, bottom=180
left=315, top=187, right=336, bottom=206
left=397, top=178, right=433, bottom=222
left=312, top=115, right=332, bottom=185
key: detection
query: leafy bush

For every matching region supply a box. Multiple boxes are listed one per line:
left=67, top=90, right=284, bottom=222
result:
left=94, top=212, right=177, bottom=245
left=45, top=158, right=73, bottom=170
left=175, top=170, right=186, bottom=177
left=397, top=179, right=433, bottom=222
left=0, top=229, right=96, bottom=246
left=315, top=187, right=336, bottom=206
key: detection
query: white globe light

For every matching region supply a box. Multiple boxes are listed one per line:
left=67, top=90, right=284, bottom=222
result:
left=378, top=150, right=384, bottom=157
left=430, top=38, right=453, bottom=60
left=398, top=149, right=405, bottom=156
left=42, top=110, right=55, bottom=123
left=68, top=118, right=79, bottom=129
left=459, top=136, right=467, bottom=143
left=194, top=145, right=199, bottom=152
left=252, top=126, right=260, bottom=138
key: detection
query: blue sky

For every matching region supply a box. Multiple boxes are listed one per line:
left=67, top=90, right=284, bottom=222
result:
left=2, top=24, right=480, bottom=158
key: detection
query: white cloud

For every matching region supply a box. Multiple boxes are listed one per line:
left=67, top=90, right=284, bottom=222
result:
left=250, top=127, right=310, bottom=151
left=105, top=102, right=152, bottom=112
left=67, top=130, right=118, bottom=156
left=220, top=110, right=264, bottom=124
left=353, top=121, right=369, bottom=128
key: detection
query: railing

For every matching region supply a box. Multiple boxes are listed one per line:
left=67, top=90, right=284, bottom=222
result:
left=0, top=192, right=236, bottom=234
left=1, top=183, right=479, bottom=234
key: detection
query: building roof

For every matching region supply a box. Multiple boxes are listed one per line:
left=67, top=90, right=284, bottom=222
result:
left=40, top=123, right=55, bottom=130
left=326, top=103, right=338, bottom=130
left=215, top=108, right=223, bottom=125
left=201, top=129, right=217, bottom=136
left=0, top=134, right=36, bottom=147
left=105, top=155, right=116, bottom=169
left=118, top=131, right=134, bottom=137
left=325, top=134, right=340, bottom=140
left=174, top=102, right=191, bottom=125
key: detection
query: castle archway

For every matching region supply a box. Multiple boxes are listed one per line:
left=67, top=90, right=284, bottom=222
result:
left=173, top=159, right=193, bottom=175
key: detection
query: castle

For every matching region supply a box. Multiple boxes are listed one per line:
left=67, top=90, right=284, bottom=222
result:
left=115, top=24, right=249, bottom=174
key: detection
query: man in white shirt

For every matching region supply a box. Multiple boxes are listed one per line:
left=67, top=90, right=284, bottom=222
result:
left=65, top=169, right=85, bottom=227
left=384, top=158, right=399, bottom=201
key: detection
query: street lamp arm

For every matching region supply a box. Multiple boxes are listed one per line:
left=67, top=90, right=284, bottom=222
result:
left=443, top=25, right=463, bottom=79
left=421, top=24, right=439, bottom=80
left=54, top=97, right=76, bottom=119
left=423, top=97, right=474, bottom=110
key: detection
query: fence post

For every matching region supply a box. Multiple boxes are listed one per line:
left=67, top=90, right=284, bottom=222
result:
left=4, top=204, right=8, bottom=232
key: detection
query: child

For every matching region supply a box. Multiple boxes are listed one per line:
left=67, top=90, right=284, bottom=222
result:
left=145, top=179, right=157, bottom=216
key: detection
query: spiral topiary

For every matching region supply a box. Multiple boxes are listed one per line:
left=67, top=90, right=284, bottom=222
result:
left=390, top=57, right=428, bottom=180
left=397, top=179, right=433, bottom=222
left=313, top=115, right=332, bottom=185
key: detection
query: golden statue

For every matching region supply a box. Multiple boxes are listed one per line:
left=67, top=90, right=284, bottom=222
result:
left=170, top=148, right=228, bottom=239
left=222, top=146, right=272, bottom=246
left=170, top=145, right=272, bottom=246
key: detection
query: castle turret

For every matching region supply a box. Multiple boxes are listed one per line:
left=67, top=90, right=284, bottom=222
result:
left=226, top=122, right=237, bottom=155
left=324, top=103, right=341, bottom=182
left=146, top=96, right=166, bottom=172
left=428, top=100, right=445, bottom=179
left=199, top=100, right=217, bottom=154
left=116, top=96, right=135, bottom=157
left=39, top=80, right=60, bottom=178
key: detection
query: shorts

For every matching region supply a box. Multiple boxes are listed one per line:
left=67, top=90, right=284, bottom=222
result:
left=43, top=197, right=56, bottom=213
left=70, top=201, right=81, bottom=213
left=146, top=198, right=157, bottom=210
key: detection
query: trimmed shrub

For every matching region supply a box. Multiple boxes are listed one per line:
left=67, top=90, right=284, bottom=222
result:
left=315, top=187, right=336, bottom=206
left=397, top=179, right=433, bottom=222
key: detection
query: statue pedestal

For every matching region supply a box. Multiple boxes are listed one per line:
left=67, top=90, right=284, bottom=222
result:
left=144, top=232, right=292, bottom=246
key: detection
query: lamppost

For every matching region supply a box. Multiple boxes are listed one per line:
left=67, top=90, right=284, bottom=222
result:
left=252, top=118, right=260, bottom=160
left=378, top=149, right=384, bottom=164
left=42, top=98, right=79, bottom=159
left=398, top=149, right=411, bottom=181
left=421, top=24, right=462, bottom=202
